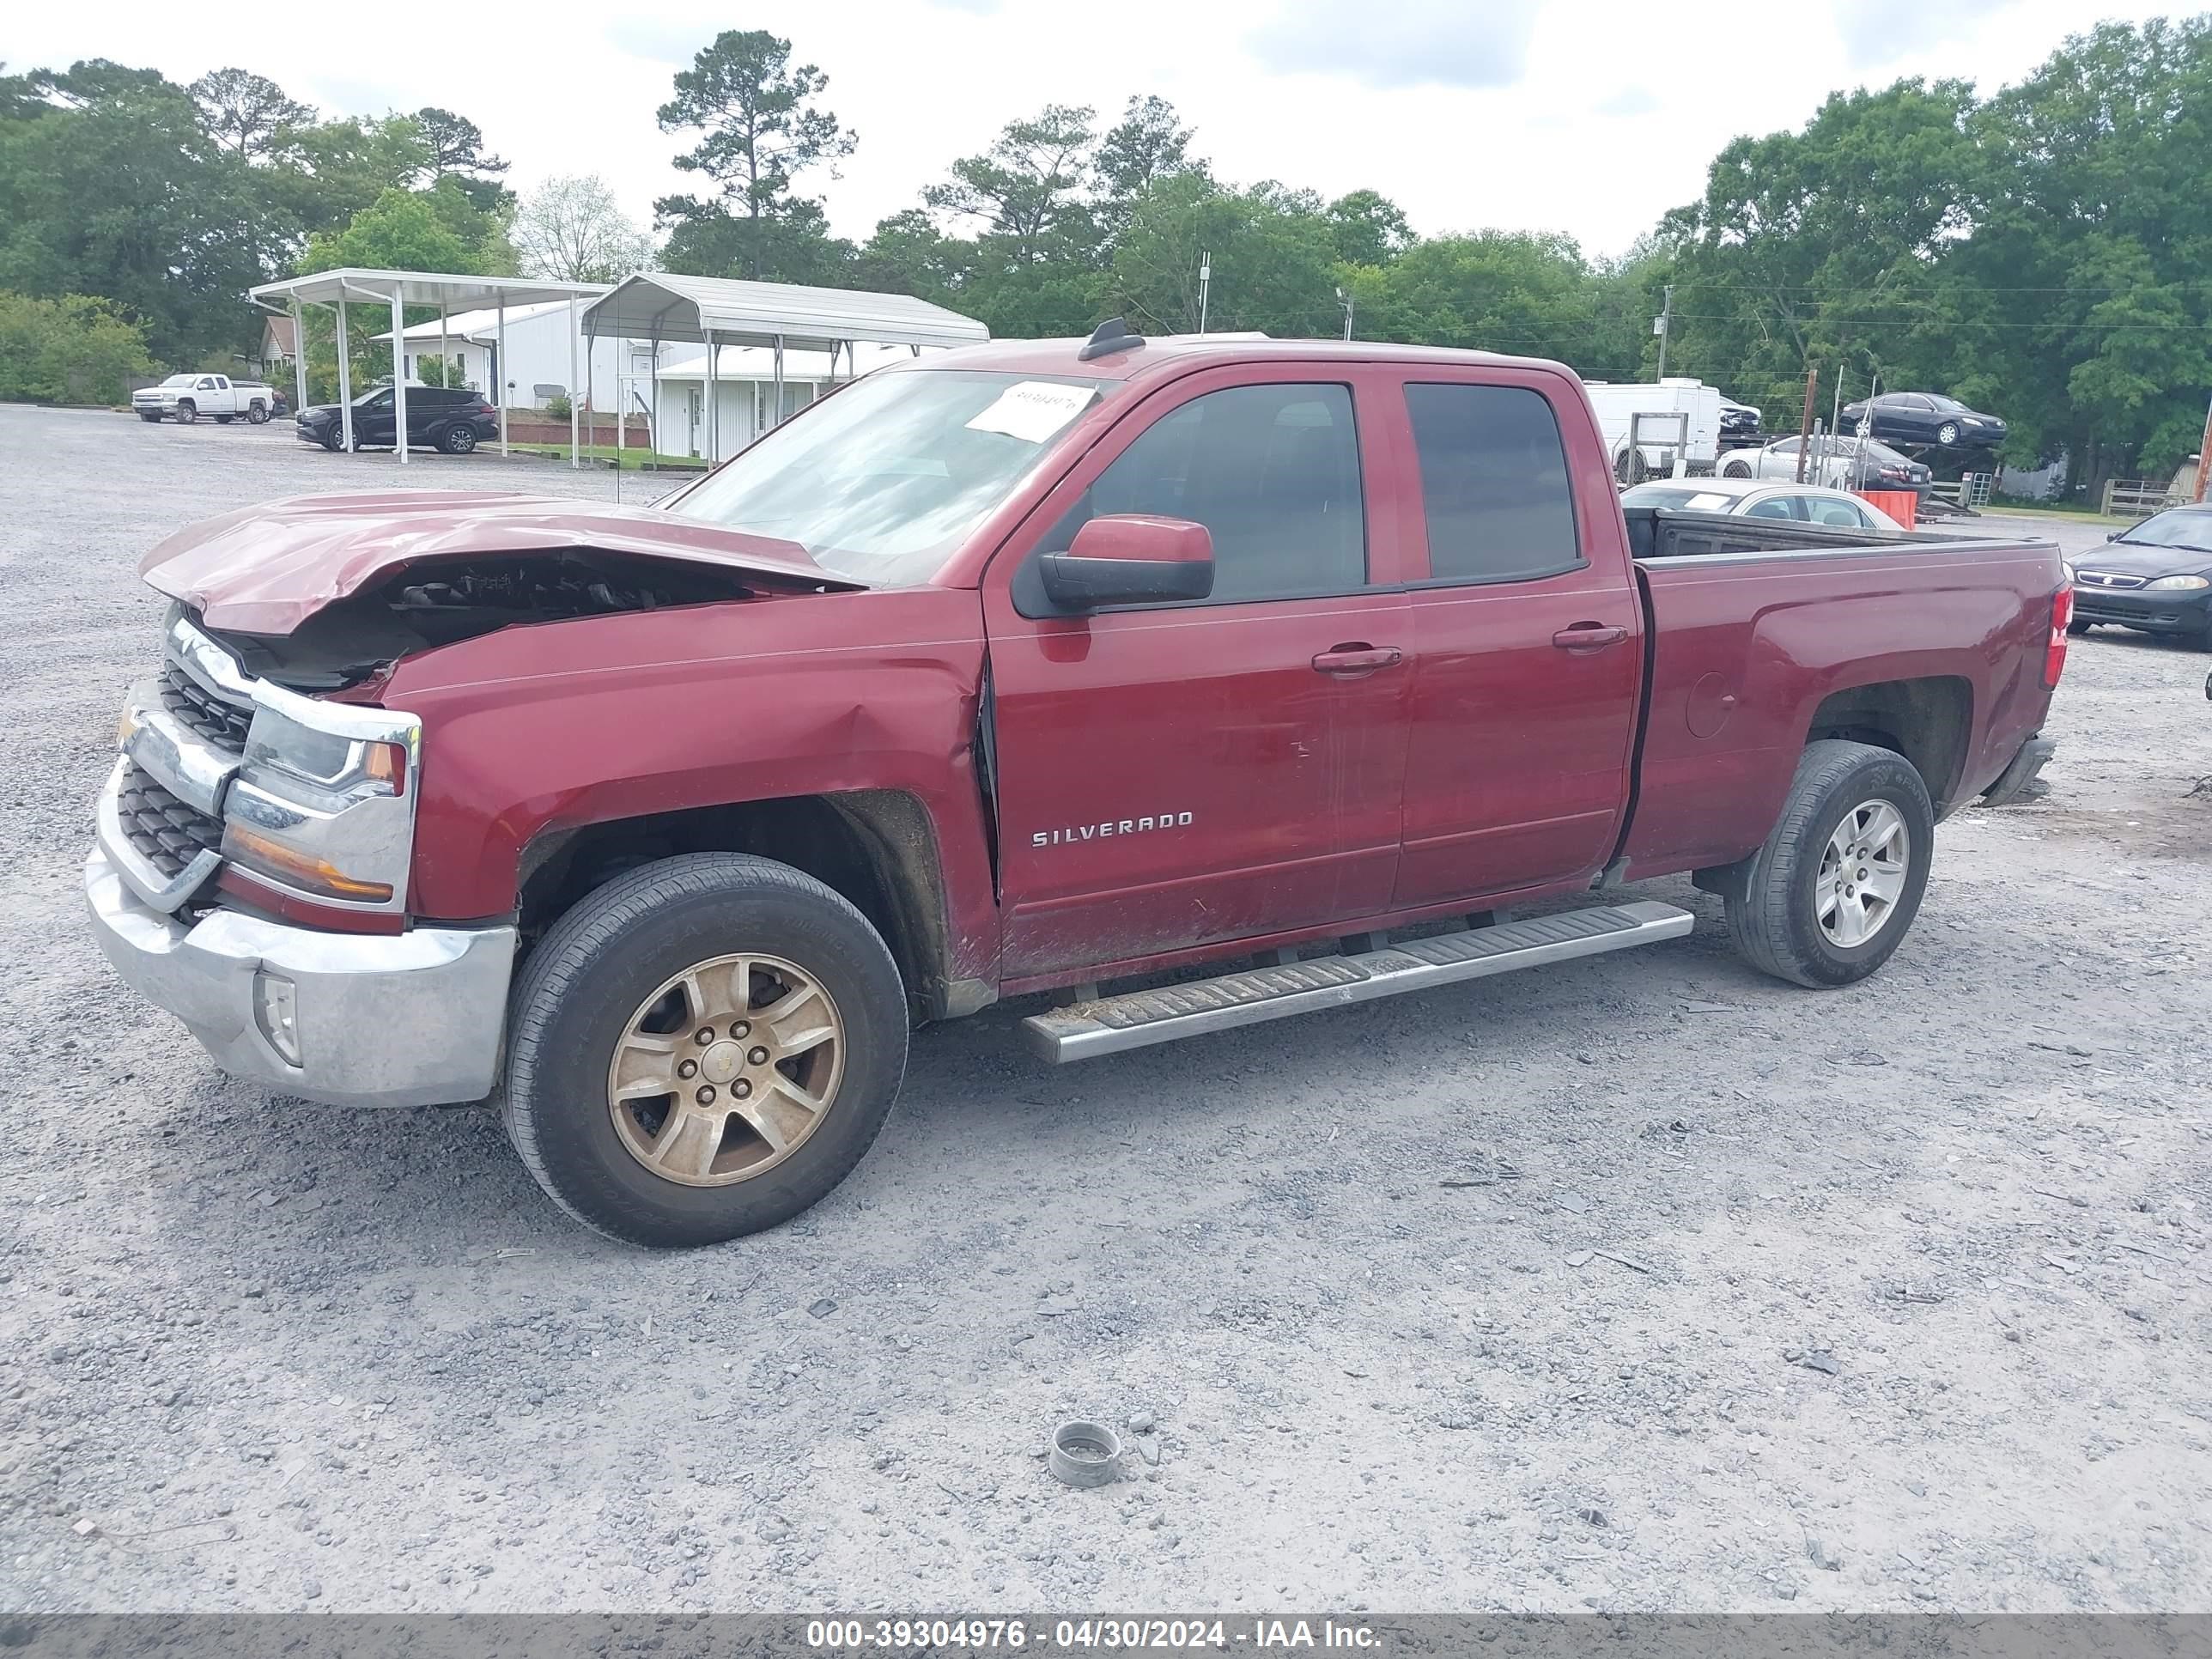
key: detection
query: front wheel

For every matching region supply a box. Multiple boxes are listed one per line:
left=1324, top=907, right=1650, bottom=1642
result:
left=1614, top=447, right=1649, bottom=486
left=1723, top=739, right=1935, bottom=988
left=172, top=402, right=196, bottom=425
left=2066, top=618, right=2091, bottom=636
left=501, top=853, right=909, bottom=1248
left=320, top=428, right=345, bottom=452
left=1936, top=422, right=1961, bottom=447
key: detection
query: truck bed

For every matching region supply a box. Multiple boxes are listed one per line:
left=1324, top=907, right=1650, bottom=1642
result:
left=1620, top=509, right=2063, bottom=880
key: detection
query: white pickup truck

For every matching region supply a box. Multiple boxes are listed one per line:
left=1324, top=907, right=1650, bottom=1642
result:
left=132, top=374, right=278, bottom=426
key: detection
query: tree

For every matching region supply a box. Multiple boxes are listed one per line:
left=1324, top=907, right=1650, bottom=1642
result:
left=0, top=289, right=154, bottom=403
left=655, top=30, right=854, bottom=281
left=1108, top=173, right=1340, bottom=337
left=1324, top=190, right=1413, bottom=268
left=1095, top=95, right=1197, bottom=234
left=303, top=186, right=480, bottom=275
left=0, top=60, right=275, bottom=363
left=411, top=106, right=510, bottom=210
left=190, top=68, right=313, bottom=158
left=515, top=174, right=656, bottom=283
left=926, top=105, right=1098, bottom=265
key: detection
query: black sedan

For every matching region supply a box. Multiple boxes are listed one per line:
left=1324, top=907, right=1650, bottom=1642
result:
left=1839, top=392, right=2007, bottom=450
left=2070, top=504, right=2212, bottom=646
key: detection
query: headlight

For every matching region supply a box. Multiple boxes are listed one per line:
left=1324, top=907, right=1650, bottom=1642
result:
left=221, top=688, right=418, bottom=908
left=241, top=703, right=405, bottom=798
left=2145, top=574, right=2212, bottom=591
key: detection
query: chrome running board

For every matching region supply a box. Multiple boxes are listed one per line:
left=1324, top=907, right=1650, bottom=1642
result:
left=1020, top=900, right=1695, bottom=1063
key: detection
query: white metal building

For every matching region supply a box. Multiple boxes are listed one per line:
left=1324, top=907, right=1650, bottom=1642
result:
left=581, top=274, right=988, bottom=464
left=371, top=296, right=660, bottom=412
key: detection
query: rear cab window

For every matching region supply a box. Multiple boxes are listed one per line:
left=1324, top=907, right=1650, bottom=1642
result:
left=1402, top=382, right=1582, bottom=585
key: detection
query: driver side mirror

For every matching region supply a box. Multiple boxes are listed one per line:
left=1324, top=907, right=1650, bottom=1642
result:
left=1037, top=515, right=1213, bottom=611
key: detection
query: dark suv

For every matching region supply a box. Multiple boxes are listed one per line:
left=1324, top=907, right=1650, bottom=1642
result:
left=295, top=386, right=500, bottom=455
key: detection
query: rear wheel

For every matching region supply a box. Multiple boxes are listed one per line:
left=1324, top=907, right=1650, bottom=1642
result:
left=2066, top=618, right=2091, bottom=636
left=1722, top=459, right=1753, bottom=478
left=501, top=853, right=909, bottom=1248
left=1723, top=739, right=1934, bottom=988
left=439, top=423, right=477, bottom=454
left=214, top=414, right=234, bottom=424
left=245, top=402, right=269, bottom=425
left=1614, top=447, right=1649, bottom=487
left=137, top=411, right=161, bottom=423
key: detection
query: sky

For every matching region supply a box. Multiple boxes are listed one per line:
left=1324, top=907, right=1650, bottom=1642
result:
left=9, top=0, right=2175, bottom=259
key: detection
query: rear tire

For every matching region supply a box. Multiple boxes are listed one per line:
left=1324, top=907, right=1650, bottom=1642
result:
left=501, top=853, right=909, bottom=1249
left=246, top=403, right=269, bottom=424
left=1614, top=447, right=1649, bottom=487
left=2065, top=618, right=2091, bottom=635
left=215, top=414, right=234, bottom=424
left=1723, top=460, right=1753, bottom=479
left=1724, top=739, right=1935, bottom=989
left=439, top=424, right=477, bottom=454
left=137, top=411, right=161, bottom=423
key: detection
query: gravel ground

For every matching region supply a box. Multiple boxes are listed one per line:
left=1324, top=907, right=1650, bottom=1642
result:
left=3, top=404, right=2208, bottom=1615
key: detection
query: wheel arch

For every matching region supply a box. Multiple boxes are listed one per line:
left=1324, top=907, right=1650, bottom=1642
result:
left=1803, top=675, right=1973, bottom=816
left=514, top=790, right=984, bottom=1024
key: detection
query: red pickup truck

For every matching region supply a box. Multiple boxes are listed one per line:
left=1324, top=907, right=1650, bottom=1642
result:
left=89, top=325, right=2069, bottom=1247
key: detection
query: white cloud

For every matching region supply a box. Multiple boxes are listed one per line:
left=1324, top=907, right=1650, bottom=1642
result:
left=1594, top=87, right=1661, bottom=118
left=1248, top=0, right=1540, bottom=89
left=1831, top=0, right=2022, bottom=67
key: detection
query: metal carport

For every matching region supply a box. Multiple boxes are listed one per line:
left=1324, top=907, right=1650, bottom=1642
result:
left=579, top=274, right=988, bottom=464
left=246, top=270, right=608, bottom=465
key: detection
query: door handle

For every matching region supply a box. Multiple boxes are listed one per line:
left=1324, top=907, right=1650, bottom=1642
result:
left=1311, top=643, right=1403, bottom=677
left=1552, top=623, right=1628, bottom=652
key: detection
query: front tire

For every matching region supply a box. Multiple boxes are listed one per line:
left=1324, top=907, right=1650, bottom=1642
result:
left=1936, top=422, right=1961, bottom=447
left=1724, top=739, right=1934, bottom=989
left=1614, top=447, right=1649, bottom=487
left=501, top=853, right=909, bottom=1249
left=2066, top=618, right=2091, bottom=636
left=172, top=402, right=196, bottom=425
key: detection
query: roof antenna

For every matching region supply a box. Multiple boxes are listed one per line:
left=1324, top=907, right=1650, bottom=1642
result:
left=1078, top=318, right=1145, bottom=362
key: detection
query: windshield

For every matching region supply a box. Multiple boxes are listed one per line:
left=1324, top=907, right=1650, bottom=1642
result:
left=666, top=368, right=1113, bottom=585
left=161, top=374, right=196, bottom=387
left=2117, top=511, right=2212, bottom=554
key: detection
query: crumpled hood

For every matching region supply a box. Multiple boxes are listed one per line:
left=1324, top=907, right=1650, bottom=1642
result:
left=140, top=490, right=857, bottom=635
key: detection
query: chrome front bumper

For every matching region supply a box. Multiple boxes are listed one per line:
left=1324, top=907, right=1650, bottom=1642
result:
left=84, top=848, right=517, bottom=1109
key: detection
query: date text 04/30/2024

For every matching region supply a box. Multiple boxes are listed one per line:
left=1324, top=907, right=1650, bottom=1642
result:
left=804, top=1617, right=1382, bottom=1650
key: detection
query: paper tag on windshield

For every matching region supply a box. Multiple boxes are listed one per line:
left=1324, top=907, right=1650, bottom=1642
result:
left=1686, top=492, right=1729, bottom=510
left=965, top=381, right=1096, bottom=444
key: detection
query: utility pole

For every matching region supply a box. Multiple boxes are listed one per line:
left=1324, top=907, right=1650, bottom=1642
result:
left=1336, top=285, right=1354, bottom=342
left=1654, top=284, right=1674, bottom=379
left=1796, top=365, right=1819, bottom=483
left=1197, top=252, right=1212, bottom=335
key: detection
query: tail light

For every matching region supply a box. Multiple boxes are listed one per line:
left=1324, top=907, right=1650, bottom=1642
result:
left=2045, top=586, right=2073, bottom=688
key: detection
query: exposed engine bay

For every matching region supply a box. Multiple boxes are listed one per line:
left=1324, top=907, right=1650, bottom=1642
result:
left=201, top=550, right=768, bottom=690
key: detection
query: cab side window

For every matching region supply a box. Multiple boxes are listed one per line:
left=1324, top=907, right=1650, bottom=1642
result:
left=1043, top=382, right=1365, bottom=605
left=1405, top=383, right=1582, bottom=584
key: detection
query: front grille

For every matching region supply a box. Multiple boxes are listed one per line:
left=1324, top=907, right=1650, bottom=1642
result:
left=116, top=762, right=224, bottom=880
left=160, top=663, right=253, bottom=750
left=2076, top=572, right=2148, bottom=590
